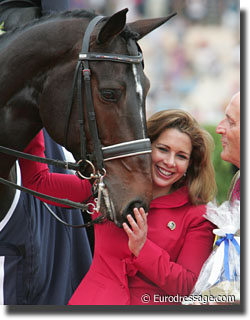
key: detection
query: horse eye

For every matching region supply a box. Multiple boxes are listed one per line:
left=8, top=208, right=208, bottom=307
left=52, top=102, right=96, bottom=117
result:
left=100, top=90, right=118, bottom=102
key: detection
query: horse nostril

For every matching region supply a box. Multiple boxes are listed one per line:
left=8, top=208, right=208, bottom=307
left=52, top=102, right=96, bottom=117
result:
left=122, top=200, right=147, bottom=226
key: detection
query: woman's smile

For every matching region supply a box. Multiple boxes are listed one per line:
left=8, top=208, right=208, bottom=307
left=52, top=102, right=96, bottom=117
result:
left=155, top=165, right=175, bottom=178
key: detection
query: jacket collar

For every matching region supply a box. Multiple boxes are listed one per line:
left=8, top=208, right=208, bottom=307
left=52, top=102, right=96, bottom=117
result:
left=150, top=186, right=189, bottom=209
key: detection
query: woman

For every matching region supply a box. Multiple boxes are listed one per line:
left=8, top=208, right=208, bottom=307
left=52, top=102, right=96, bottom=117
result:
left=19, top=109, right=217, bottom=305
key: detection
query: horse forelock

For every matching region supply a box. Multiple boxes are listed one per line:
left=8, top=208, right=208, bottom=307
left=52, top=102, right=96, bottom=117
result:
left=120, top=26, right=140, bottom=42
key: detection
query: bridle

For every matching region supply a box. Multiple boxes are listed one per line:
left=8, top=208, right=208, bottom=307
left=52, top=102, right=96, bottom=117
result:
left=0, top=15, right=152, bottom=227
left=64, top=15, right=151, bottom=174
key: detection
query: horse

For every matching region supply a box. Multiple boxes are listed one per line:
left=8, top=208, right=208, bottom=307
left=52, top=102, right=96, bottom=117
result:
left=0, top=8, right=175, bottom=227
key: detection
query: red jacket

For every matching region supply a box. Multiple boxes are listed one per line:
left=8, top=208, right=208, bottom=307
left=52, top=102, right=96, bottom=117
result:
left=69, top=188, right=214, bottom=305
left=19, top=131, right=92, bottom=204
left=20, top=131, right=215, bottom=305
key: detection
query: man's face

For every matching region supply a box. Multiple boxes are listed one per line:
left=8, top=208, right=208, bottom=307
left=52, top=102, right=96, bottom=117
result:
left=216, top=92, right=240, bottom=168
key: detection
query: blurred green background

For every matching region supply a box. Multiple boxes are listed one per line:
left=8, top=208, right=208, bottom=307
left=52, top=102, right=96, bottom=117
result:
left=204, top=125, right=235, bottom=204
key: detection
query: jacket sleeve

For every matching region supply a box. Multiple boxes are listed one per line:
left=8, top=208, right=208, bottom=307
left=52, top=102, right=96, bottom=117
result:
left=19, top=130, right=92, bottom=207
left=133, top=211, right=215, bottom=296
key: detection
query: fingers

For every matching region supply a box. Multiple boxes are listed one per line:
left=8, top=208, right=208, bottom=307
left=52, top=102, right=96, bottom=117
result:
left=123, top=208, right=148, bottom=234
left=126, top=214, right=139, bottom=234
left=133, top=208, right=147, bottom=230
left=122, top=220, right=133, bottom=236
left=122, top=208, right=148, bottom=257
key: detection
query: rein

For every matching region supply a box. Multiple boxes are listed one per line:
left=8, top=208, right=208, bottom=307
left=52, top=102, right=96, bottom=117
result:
left=0, top=15, right=152, bottom=228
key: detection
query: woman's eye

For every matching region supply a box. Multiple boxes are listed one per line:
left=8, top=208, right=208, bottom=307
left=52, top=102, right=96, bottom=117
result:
left=158, top=147, right=168, bottom=152
left=178, top=154, right=188, bottom=160
left=100, top=90, right=120, bottom=102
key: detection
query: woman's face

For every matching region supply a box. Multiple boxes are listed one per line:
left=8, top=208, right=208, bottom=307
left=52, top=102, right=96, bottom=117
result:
left=151, top=128, right=192, bottom=198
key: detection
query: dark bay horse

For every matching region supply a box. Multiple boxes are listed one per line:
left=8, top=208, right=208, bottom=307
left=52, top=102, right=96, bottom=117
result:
left=0, top=8, right=175, bottom=227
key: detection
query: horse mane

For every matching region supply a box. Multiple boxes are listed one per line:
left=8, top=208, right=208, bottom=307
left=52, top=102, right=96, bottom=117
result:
left=0, top=9, right=97, bottom=42
left=0, top=9, right=139, bottom=43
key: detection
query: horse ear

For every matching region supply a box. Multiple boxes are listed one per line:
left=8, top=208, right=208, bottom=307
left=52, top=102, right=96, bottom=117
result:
left=97, top=8, right=128, bottom=44
left=128, top=12, right=177, bottom=40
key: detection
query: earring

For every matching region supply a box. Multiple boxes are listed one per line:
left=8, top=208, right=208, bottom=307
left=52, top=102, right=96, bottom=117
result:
left=184, top=172, right=186, bottom=177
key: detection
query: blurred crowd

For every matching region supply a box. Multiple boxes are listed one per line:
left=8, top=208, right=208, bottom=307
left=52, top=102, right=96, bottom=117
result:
left=69, top=0, right=240, bottom=124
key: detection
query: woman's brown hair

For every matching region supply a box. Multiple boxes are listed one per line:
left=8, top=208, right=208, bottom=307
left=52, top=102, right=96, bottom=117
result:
left=147, top=109, right=217, bottom=205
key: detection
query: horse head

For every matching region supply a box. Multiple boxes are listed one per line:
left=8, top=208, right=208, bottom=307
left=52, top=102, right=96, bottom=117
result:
left=0, top=9, right=176, bottom=227
left=61, top=9, right=175, bottom=227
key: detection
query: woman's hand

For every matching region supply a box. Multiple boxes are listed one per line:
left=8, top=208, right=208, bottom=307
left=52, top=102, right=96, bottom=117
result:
left=122, top=207, right=148, bottom=257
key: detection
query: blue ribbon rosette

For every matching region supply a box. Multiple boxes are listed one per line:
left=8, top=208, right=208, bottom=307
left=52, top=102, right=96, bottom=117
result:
left=206, top=227, right=240, bottom=286
left=215, top=233, right=240, bottom=282
left=183, top=200, right=240, bottom=303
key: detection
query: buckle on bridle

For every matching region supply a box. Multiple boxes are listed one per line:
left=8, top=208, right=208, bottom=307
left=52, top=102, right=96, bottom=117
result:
left=82, top=68, right=91, bottom=80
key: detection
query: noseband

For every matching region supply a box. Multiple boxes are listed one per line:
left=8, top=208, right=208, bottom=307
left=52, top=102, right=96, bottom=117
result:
left=64, top=15, right=151, bottom=179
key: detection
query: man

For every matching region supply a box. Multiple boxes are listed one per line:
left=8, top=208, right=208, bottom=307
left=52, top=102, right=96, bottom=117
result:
left=189, top=92, right=241, bottom=306
left=213, top=91, right=240, bottom=305
left=216, top=91, right=240, bottom=202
